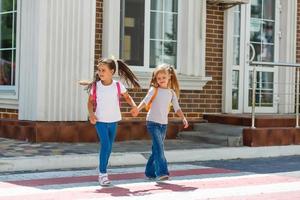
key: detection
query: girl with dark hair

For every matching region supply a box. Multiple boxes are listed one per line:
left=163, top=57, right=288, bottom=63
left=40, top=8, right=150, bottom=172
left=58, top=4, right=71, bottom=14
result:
left=82, top=58, right=140, bottom=186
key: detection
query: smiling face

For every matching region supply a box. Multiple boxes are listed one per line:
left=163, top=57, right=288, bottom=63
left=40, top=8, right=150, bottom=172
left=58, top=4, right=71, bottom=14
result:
left=97, top=64, right=114, bottom=82
left=156, top=71, right=171, bottom=88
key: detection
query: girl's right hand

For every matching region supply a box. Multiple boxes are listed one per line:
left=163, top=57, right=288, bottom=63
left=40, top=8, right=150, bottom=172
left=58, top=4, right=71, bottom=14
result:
left=130, top=107, right=139, bottom=117
left=89, top=113, right=97, bottom=124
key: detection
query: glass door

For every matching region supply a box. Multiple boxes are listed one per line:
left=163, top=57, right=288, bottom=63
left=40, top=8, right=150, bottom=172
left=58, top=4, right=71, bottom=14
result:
left=243, top=0, right=279, bottom=113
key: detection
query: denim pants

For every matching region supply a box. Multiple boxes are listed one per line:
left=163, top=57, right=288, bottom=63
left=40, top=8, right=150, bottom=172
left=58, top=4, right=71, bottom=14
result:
left=145, top=121, right=169, bottom=178
left=95, top=122, right=118, bottom=173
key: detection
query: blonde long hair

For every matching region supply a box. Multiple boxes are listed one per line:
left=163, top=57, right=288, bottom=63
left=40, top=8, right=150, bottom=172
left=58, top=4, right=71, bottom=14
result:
left=149, top=64, right=180, bottom=97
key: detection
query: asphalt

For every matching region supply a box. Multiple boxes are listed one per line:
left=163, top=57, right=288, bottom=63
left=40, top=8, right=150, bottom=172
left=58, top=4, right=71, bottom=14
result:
left=1, top=137, right=300, bottom=173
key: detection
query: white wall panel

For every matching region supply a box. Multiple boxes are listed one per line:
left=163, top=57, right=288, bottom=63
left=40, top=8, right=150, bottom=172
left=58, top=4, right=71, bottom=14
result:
left=19, top=0, right=95, bottom=121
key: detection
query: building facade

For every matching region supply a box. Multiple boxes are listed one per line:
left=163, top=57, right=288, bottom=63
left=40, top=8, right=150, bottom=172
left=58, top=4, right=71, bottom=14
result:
left=0, top=0, right=299, bottom=141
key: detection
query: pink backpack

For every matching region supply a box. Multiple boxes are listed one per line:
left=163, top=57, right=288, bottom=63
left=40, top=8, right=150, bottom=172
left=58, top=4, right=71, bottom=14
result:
left=92, top=81, right=121, bottom=112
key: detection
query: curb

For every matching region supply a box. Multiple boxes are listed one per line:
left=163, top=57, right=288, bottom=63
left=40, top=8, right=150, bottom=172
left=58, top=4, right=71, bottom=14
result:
left=1, top=145, right=300, bottom=172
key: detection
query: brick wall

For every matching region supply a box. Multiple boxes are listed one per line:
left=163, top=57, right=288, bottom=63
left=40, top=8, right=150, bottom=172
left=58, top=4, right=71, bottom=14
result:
left=0, top=108, right=18, bottom=119
left=201, top=4, right=224, bottom=114
left=119, top=89, right=212, bottom=121
left=95, top=0, right=103, bottom=66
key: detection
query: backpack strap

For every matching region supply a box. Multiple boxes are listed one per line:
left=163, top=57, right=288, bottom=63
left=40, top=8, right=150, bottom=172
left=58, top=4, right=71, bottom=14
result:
left=92, top=82, right=97, bottom=112
left=145, top=87, right=158, bottom=111
left=116, top=81, right=121, bottom=107
left=169, top=90, right=175, bottom=112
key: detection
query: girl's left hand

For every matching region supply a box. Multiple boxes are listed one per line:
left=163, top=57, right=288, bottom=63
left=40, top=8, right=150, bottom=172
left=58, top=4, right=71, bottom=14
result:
left=183, top=117, right=189, bottom=128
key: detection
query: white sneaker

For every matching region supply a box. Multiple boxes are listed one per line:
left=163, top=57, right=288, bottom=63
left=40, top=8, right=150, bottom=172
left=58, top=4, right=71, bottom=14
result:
left=98, top=174, right=111, bottom=186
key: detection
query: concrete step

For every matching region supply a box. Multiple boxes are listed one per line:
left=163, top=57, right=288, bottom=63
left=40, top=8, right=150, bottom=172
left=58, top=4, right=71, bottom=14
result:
left=203, top=113, right=297, bottom=127
left=178, top=131, right=243, bottom=147
left=193, top=123, right=245, bottom=136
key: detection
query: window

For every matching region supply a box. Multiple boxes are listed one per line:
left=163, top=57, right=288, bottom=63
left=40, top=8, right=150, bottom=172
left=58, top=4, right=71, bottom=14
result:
left=120, top=0, right=145, bottom=66
left=232, top=6, right=241, bottom=110
left=0, top=0, right=17, bottom=86
left=250, top=0, right=275, bottom=62
left=120, top=0, right=178, bottom=68
left=104, top=0, right=210, bottom=89
left=149, top=0, right=177, bottom=68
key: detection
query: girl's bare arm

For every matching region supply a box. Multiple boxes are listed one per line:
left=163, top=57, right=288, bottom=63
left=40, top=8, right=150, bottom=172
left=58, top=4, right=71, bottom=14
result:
left=137, top=102, right=146, bottom=112
left=123, top=92, right=139, bottom=117
left=122, top=92, right=137, bottom=108
left=87, top=96, right=97, bottom=124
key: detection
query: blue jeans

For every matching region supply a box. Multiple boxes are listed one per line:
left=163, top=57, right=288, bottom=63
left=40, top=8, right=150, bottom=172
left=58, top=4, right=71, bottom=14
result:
left=145, top=121, right=169, bottom=178
left=95, top=122, right=118, bottom=173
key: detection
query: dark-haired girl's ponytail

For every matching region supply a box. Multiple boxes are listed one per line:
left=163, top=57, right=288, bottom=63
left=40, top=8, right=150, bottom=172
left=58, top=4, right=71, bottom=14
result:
left=117, top=60, right=141, bottom=89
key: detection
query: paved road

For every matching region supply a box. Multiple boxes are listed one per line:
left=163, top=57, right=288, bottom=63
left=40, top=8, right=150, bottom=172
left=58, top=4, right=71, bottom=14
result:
left=0, top=156, right=300, bottom=200
left=0, top=137, right=218, bottom=157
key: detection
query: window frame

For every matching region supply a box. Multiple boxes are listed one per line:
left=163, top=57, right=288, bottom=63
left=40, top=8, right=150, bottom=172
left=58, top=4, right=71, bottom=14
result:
left=103, top=0, right=211, bottom=89
left=148, top=1, right=178, bottom=68
left=117, top=0, right=179, bottom=71
left=119, top=0, right=179, bottom=72
left=0, top=0, right=20, bottom=106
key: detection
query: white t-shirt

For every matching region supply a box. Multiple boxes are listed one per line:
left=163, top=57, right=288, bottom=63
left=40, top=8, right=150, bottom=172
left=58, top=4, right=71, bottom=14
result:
left=90, top=80, right=127, bottom=122
left=142, top=87, right=181, bottom=124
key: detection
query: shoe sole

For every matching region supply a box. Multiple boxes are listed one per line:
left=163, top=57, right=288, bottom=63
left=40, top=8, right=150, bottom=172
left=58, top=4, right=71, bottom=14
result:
left=100, top=182, right=111, bottom=187
left=158, top=176, right=169, bottom=181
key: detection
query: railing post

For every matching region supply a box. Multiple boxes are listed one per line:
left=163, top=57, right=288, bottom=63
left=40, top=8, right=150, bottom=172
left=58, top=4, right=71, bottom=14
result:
left=296, top=68, right=300, bottom=128
left=251, top=66, right=257, bottom=129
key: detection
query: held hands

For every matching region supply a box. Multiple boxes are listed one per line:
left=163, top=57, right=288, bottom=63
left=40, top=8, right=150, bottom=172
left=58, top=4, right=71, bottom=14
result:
left=130, top=106, right=139, bottom=117
left=89, top=113, right=97, bottom=125
left=182, top=117, right=189, bottom=129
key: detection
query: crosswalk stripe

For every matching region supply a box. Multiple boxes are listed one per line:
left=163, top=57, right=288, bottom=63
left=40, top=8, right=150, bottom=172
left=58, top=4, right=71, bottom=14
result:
left=1, top=178, right=300, bottom=200
left=1, top=167, right=236, bottom=187
left=0, top=164, right=205, bottom=181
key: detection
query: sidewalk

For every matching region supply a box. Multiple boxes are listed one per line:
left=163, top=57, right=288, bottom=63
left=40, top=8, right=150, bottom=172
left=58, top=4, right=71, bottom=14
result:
left=1, top=137, right=300, bottom=173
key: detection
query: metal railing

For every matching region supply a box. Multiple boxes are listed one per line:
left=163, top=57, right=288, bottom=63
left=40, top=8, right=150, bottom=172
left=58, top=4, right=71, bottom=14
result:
left=249, top=61, right=300, bottom=128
